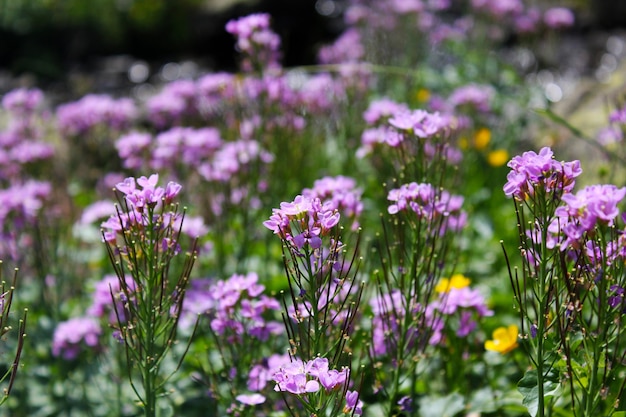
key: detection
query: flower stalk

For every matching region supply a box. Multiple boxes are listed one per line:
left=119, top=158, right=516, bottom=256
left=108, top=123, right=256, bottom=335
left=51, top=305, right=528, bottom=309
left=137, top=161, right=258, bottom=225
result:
left=102, top=174, right=198, bottom=417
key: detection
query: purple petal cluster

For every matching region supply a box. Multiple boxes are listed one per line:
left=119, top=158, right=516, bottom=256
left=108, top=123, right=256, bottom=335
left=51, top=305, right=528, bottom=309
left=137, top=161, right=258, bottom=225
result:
left=2, top=88, right=43, bottom=116
left=428, top=286, right=493, bottom=343
left=0, top=88, right=54, bottom=178
left=101, top=174, right=183, bottom=243
left=358, top=98, right=459, bottom=160
left=549, top=184, right=626, bottom=251
left=387, top=182, right=467, bottom=234
left=247, top=353, right=291, bottom=391
left=543, top=7, right=575, bottom=29
left=56, top=94, right=137, bottom=136
left=503, top=147, right=582, bottom=200
left=317, top=28, right=364, bottom=65
left=344, top=390, right=363, bottom=416
left=369, top=289, right=410, bottom=357
left=52, top=317, right=102, bottom=360
left=87, top=274, right=137, bottom=324
left=203, top=272, right=282, bottom=342
left=302, top=176, right=363, bottom=229
left=146, top=79, right=199, bottom=128
left=0, top=180, right=51, bottom=230
left=198, top=139, right=273, bottom=182
left=225, top=13, right=282, bottom=73
left=272, top=357, right=348, bottom=394
left=608, top=285, right=625, bottom=311
left=448, top=84, right=495, bottom=113
left=263, top=195, right=341, bottom=250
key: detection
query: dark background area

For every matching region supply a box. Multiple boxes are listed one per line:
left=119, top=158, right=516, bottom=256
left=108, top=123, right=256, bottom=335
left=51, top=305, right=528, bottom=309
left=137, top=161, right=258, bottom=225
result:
left=0, top=0, right=625, bottom=95
left=0, top=0, right=344, bottom=85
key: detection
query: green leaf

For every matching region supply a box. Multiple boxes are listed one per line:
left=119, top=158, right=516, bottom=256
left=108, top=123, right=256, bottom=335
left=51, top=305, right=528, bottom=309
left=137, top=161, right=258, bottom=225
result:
left=518, top=369, right=560, bottom=417
left=419, top=392, right=465, bottom=417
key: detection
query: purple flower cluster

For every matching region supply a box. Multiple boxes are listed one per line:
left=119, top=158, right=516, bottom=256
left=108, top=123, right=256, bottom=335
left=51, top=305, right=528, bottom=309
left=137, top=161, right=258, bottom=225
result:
left=317, top=28, right=364, bottom=65
left=0, top=88, right=54, bottom=179
left=101, top=174, right=183, bottom=244
left=141, top=65, right=348, bottom=136
left=225, top=13, right=282, bottom=73
left=387, top=182, right=467, bottom=234
left=503, top=147, right=582, bottom=200
left=302, top=176, right=363, bottom=230
left=470, top=0, right=574, bottom=35
left=247, top=353, right=291, bottom=392
left=608, top=285, right=626, bottom=312
left=202, top=272, right=282, bottom=342
left=0, top=180, right=51, bottom=228
left=52, top=317, right=102, bottom=360
left=198, top=139, right=274, bottom=182
left=344, top=0, right=451, bottom=31
left=263, top=195, right=341, bottom=251
left=548, top=184, right=626, bottom=251
left=56, top=94, right=137, bottom=136
left=87, top=274, right=137, bottom=325
left=543, top=7, right=575, bottom=29
left=596, top=104, right=626, bottom=146
left=428, top=285, right=493, bottom=343
left=2, top=88, right=44, bottom=115
left=369, top=289, right=412, bottom=357
left=358, top=98, right=461, bottom=163
left=448, top=83, right=495, bottom=114
left=123, top=126, right=223, bottom=172
left=272, top=357, right=349, bottom=394
left=146, top=79, right=198, bottom=128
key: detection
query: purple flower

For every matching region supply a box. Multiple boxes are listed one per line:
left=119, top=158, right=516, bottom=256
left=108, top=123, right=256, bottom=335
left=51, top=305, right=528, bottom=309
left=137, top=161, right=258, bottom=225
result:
left=448, top=83, right=495, bottom=113
left=201, top=272, right=282, bottom=342
left=115, top=131, right=152, bottom=170
left=52, top=317, right=102, bottom=360
left=198, top=139, right=272, bottom=183
left=318, top=368, right=348, bottom=391
left=398, top=396, right=413, bottom=412
left=363, top=98, right=410, bottom=126
left=344, top=390, right=363, bottom=415
left=56, top=94, right=137, bottom=136
left=387, top=182, right=467, bottom=234
left=550, top=184, right=626, bottom=251
left=608, top=285, right=625, bottom=310
left=146, top=79, right=198, bottom=128
left=225, top=13, right=282, bottom=72
left=263, top=195, right=341, bottom=251
left=503, top=147, right=581, bottom=200
left=87, top=274, right=137, bottom=324
left=273, top=360, right=320, bottom=394
left=235, top=393, right=266, bottom=406
left=543, top=7, right=574, bottom=29
left=247, top=353, right=291, bottom=391
left=317, top=28, right=364, bottom=64
left=471, top=0, right=523, bottom=18
left=272, top=358, right=349, bottom=396
left=2, top=88, right=44, bottom=116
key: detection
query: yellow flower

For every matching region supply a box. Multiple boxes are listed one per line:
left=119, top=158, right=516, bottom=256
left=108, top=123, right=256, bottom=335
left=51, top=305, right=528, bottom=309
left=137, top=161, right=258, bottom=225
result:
left=435, top=273, right=471, bottom=293
left=415, top=88, right=430, bottom=103
left=487, top=149, right=509, bottom=167
left=484, top=325, right=519, bottom=354
left=458, top=136, right=469, bottom=150
left=473, top=127, right=491, bottom=150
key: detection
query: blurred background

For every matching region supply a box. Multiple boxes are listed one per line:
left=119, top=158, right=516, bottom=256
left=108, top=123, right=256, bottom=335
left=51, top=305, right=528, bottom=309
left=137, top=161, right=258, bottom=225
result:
left=0, top=0, right=625, bottom=99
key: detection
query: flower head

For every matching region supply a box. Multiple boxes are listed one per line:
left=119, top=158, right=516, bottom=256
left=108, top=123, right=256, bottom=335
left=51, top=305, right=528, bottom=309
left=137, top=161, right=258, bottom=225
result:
left=484, top=324, right=519, bottom=354
left=503, top=147, right=581, bottom=200
left=435, top=274, right=471, bottom=293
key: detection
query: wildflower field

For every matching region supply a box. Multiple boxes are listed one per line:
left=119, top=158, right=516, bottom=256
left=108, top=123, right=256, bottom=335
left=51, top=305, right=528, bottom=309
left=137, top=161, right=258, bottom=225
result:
left=2, top=1, right=626, bottom=416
